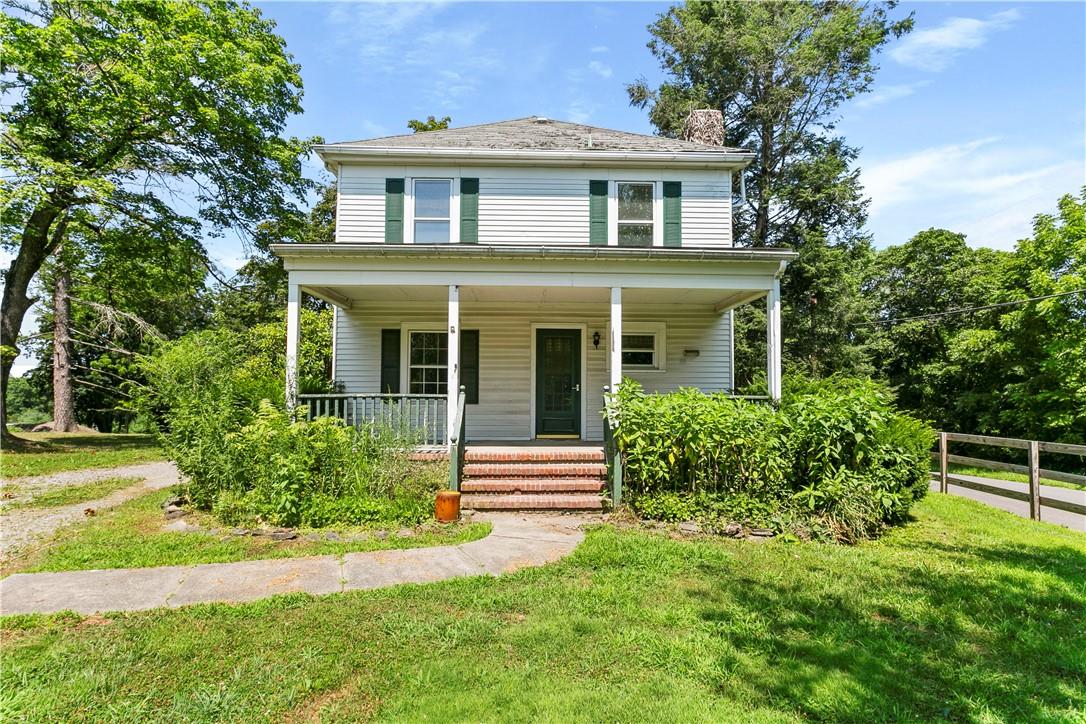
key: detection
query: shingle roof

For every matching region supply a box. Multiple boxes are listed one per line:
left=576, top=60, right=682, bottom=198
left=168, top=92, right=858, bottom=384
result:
left=328, top=116, right=746, bottom=154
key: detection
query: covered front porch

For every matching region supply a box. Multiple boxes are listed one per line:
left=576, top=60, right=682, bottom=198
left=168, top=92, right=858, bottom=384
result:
left=277, top=244, right=793, bottom=447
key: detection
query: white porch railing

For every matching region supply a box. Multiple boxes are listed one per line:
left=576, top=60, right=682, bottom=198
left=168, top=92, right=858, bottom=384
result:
left=299, top=393, right=448, bottom=446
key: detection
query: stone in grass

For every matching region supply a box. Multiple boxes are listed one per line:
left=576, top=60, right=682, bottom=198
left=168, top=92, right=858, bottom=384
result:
left=231, top=528, right=251, bottom=537
left=723, top=523, right=743, bottom=538
left=269, top=529, right=298, bottom=541
left=748, top=528, right=775, bottom=538
left=164, top=507, right=186, bottom=521
left=678, top=521, right=701, bottom=535
left=161, top=496, right=187, bottom=510
left=396, top=528, right=415, bottom=538
left=374, top=530, right=389, bottom=540
left=163, top=518, right=199, bottom=533
left=324, top=532, right=342, bottom=542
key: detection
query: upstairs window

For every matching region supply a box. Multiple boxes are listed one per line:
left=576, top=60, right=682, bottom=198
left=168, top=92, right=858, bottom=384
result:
left=413, top=179, right=451, bottom=244
left=617, top=182, right=654, bottom=247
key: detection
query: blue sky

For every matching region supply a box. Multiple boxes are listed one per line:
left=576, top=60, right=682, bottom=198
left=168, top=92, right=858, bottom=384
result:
left=7, top=2, right=1086, bottom=375
left=229, top=0, right=1083, bottom=265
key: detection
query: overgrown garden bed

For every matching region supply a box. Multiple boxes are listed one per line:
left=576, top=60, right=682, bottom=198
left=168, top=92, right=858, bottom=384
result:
left=609, top=378, right=935, bottom=542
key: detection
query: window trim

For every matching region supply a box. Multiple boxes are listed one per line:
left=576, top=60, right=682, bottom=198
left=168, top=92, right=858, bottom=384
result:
left=609, top=180, right=663, bottom=247
left=398, top=322, right=479, bottom=402
left=620, top=323, right=667, bottom=372
left=405, top=177, right=460, bottom=245
left=402, top=326, right=449, bottom=396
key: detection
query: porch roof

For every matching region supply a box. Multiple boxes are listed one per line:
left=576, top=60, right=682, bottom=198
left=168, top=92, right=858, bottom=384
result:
left=274, top=244, right=794, bottom=313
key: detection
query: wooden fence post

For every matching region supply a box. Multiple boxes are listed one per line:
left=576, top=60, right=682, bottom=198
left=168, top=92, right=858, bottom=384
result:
left=939, top=432, right=948, bottom=494
left=1028, top=440, right=1041, bottom=521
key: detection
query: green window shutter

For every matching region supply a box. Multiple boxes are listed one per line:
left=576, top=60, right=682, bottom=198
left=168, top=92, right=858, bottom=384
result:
left=460, top=329, right=479, bottom=404
left=589, top=180, right=608, bottom=246
left=663, top=181, right=681, bottom=247
left=460, top=178, right=479, bottom=244
left=380, top=329, right=400, bottom=393
left=384, top=178, right=404, bottom=244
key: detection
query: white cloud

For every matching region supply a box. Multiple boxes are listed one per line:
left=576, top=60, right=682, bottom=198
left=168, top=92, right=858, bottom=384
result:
left=863, top=136, right=1085, bottom=249
left=587, top=60, right=612, bottom=79
left=855, top=81, right=929, bottom=109
left=890, top=9, right=1021, bottom=72
left=590, top=45, right=609, bottom=54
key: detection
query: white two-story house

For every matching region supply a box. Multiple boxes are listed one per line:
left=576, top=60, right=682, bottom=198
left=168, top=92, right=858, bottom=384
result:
left=273, top=115, right=794, bottom=510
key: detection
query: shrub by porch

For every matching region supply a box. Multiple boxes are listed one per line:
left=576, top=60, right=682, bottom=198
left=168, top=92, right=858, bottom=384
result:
left=137, top=320, right=446, bottom=529
left=609, top=378, right=935, bottom=542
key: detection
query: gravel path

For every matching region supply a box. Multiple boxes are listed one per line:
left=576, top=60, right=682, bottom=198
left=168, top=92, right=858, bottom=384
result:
left=1, top=462, right=181, bottom=559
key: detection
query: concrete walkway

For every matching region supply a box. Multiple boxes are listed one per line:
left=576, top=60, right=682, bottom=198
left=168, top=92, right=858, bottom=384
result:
left=0, top=513, right=588, bottom=615
left=1, top=462, right=180, bottom=558
left=930, top=474, right=1086, bottom=531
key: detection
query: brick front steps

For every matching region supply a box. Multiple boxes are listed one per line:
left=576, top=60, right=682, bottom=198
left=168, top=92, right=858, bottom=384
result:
left=460, top=446, right=608, bottom=511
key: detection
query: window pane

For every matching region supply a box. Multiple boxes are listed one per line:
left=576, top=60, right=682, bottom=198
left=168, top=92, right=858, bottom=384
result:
left=414, top=220, right=450, bottom=244
left=414, top=180, right=450, bottom=218
left=618, top=223, right=653, bottom=247
left=623, top=334, right=655, bottom=351
left=622, top=350, right=655, bottom=366
left=618, top=183, right=653, bottom=221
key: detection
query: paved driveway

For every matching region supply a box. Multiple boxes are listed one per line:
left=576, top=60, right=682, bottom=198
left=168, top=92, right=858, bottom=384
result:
left=929, top=473, right=1085, bottom=531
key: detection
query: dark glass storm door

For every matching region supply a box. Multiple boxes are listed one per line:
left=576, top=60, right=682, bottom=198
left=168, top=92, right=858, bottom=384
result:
left=535, top=329, right=581, bottom=438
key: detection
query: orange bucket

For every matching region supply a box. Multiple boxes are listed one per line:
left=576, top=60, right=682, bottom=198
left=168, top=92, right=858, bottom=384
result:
left=435, top=490, right=461, bottom=523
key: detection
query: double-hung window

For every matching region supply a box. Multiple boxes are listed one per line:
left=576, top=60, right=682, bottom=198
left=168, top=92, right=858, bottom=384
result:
left=413, top=179, right=452, bottom=244
left=620, top=324, right=666, bottom=371
left=408, top=331, right=448, bottom=394
left=617, top=182, right=654, bottom=247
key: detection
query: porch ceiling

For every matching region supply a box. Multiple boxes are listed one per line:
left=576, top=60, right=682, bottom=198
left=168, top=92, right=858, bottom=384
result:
left=303, top=284, right=765, bottom=310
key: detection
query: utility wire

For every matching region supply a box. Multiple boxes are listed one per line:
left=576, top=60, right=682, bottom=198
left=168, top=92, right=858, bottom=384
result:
left=855, top=288, right=1086, bottom=328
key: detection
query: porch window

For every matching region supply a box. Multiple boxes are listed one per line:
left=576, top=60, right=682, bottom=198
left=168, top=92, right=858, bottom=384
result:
left=621, top=324, right=666, bottom=370
left=413, top=179, right=451, bottom=244
left=408, top=331, right=448, bottom=394
left=402, top=329, right=479, bottom=401
left=617, top=182, right=654, bottom=247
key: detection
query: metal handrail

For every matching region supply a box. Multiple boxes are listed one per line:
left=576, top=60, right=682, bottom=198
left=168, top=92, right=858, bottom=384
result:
left=448, top=386, right=467, bottom=492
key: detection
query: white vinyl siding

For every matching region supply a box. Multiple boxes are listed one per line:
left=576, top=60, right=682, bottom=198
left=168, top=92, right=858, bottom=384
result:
left=333, top=301, right=731, bottom=441
left=335, top=165, right=733, bottom=248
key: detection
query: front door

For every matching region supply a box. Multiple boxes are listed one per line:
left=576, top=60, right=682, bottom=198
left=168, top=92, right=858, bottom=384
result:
left=535, top=329, right=581, bottom=438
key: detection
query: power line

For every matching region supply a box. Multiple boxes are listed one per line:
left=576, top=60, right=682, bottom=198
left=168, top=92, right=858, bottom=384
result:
left=854, top=288, right=1086, bottom=328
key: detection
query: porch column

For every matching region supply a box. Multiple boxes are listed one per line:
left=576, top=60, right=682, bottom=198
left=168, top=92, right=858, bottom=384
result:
left=285, top=280, right=301, bottom=414
left=610, top=287, right=622, bottom=389
left=447, top=284, right=460, bottom=443
left=766, top=277, right=782, bottom=401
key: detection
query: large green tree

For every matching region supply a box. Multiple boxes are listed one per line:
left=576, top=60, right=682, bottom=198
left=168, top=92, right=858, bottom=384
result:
left=628, top=1, right=911, bottom=380
left=0, top=0, right=315, bottom=438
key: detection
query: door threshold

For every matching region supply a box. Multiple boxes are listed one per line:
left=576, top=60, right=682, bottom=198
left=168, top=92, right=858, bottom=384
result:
left=535, top=434, right=580, bottom=440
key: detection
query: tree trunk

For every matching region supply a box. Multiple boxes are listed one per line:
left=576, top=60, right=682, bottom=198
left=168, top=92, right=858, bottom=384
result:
left=1, top=202, right=65, bottom=444
left=52, top=250, right=77, bottom=432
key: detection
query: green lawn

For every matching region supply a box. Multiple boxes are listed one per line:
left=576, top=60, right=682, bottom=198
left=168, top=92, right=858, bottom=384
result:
left=2, top=476, right=139, bottom=511
left=1, top=433, right=165, bottom=478
left=2, top=489, right=491, bottom=576
left=2, top=493, right=1083, bottom=722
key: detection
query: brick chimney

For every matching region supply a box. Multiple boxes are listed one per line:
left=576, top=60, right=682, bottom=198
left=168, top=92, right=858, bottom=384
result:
left=681, top=109, right=725, bottom=146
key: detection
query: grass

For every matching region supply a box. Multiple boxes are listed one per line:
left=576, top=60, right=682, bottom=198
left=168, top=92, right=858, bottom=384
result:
left=2, top=489, right=491, bottom=576
left=2, top=477, right=140, bottom=511
left=2, top=493, right=1083, bottom=722
left=936, top=462, right=1086, bottom=492
left=1, top=433, right=164, bottom=478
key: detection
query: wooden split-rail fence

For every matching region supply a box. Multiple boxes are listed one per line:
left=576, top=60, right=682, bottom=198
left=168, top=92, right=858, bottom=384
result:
left=933, top=432, right=1086, bottom=519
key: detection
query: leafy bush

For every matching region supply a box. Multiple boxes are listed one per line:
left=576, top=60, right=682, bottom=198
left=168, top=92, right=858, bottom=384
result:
left=610, top=377, right=935, bottom=542
left=137, top=311, right=444, bottom=527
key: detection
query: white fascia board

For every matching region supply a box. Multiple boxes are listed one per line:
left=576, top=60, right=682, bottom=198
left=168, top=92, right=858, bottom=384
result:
left=271, top=243, right=797, bottom=264
left=314, top=145, right=755, bottom=170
